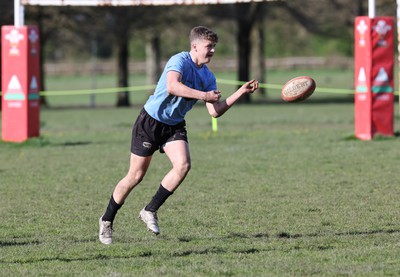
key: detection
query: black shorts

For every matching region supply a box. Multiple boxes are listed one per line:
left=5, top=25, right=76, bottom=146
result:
left=131, top=108, right=188, bottom=157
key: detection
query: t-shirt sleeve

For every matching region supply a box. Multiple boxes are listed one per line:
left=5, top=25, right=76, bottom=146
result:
left=206, top=73, right=217, bottom=91
left=165, top=54, right=185, bottom=75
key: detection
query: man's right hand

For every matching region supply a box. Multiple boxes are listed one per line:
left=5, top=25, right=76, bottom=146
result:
left=204, top=90, right=221, bottom=103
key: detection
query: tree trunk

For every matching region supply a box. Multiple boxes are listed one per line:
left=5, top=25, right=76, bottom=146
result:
left=34, top=7, right=47, bottom=107
left=116, top=24, right=130, bottom=107
left=251, top=20, right=266, bottom=96
left=356, top=0, right=365, bottom=16
left=236, top=3, right=255, bottom=103
left=115, top=9, right=130, bottom=107
left=146, top=34, right=161, bottom=87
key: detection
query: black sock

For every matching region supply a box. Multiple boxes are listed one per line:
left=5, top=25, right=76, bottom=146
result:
left=102, top=195, right=123, bottom=222
left=145, top=184, right=173, bottom=212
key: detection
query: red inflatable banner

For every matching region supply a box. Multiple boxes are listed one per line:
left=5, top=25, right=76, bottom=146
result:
left=354, top=17, right=394, bottom=140
left=1, top=26, right=40, bottom=142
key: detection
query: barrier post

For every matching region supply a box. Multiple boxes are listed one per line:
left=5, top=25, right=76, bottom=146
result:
left=1, top=25, right=40, bottom=142
left=354, top=17, right=394, bottom=140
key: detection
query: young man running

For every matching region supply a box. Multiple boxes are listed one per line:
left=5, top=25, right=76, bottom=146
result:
left=99, top=26, right=259, bottom=244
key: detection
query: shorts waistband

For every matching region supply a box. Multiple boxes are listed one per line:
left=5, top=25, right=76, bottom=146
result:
left=142, top=108, right=185, bottom=128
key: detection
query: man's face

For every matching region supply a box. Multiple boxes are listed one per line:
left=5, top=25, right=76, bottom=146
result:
left=193, top=38, right=217, bottom=65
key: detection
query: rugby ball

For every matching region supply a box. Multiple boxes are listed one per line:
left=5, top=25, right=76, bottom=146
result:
left=281, top=76, right=316, bottom=102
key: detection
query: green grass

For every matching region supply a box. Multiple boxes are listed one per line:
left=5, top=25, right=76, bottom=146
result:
left=2, top=102, right=400, bottom=276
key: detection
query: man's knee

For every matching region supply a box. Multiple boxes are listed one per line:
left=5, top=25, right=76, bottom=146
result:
left=125, top=170, right=146, bottom=187
left=178, top=159, right=191, bottom=176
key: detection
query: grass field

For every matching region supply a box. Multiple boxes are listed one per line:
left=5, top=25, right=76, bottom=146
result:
left=2, top=67, right=400, bottom=276
left=2, top=97, right=400, bottom=276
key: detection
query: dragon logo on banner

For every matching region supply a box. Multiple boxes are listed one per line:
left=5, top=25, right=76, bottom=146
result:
left=373, top=19, right=392, bottom=46
left=5, top=29, right=24, bottom=56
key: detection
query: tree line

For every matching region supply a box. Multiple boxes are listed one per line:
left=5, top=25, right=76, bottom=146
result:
left=0, top=0, right=396, bottom=106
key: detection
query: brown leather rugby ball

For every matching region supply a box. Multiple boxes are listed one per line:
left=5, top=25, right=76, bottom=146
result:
left=281, top=76, right=316, bottom=102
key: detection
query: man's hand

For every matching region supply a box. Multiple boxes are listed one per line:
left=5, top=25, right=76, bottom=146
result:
left=205, top=79, right=260, bottom=118
left=240, top=80, right=259, bottom=94
left=203, top=90, right=221, bottom=103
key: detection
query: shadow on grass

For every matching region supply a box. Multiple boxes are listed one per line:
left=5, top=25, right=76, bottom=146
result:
left=0, top=137, right=92, bottom=147
left=0, top=137, right=51, bottom=147
left=344, top=131, right=400, bottom=141
left=173, top=246, right=226, bottom=257
left=0, top=254, right=147, bottom=264
left=171, top=246, right=260, bottom=257
left=276, top=227, right=400, bottom=239
left=0, top=240, right=41, bottom=247
left=0, top=137, right=100, bottom=148
left=57, top=141, right=93, bottom=147
left=213, top=228, right=400, bottom=240
left=3, top=228, right=400, bottom=264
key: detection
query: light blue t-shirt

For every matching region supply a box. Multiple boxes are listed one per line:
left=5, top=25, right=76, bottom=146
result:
left=144, top=51, right=217, bottom=125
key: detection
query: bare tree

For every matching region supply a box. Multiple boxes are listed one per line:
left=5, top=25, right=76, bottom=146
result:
left=135, top=5, right=213, bottom=91
left=146, top=34, right=161, bottom=87
left=251, top=19, right=266, bottom=96
left=25, top=5, right=109, bottom=107
left=113, top=8, right=131, bottom=107
left=235, top=2, right=267, bottom=102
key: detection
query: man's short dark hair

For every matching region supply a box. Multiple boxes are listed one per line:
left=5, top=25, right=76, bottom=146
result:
left=190, top=26, right=218, bottom=43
